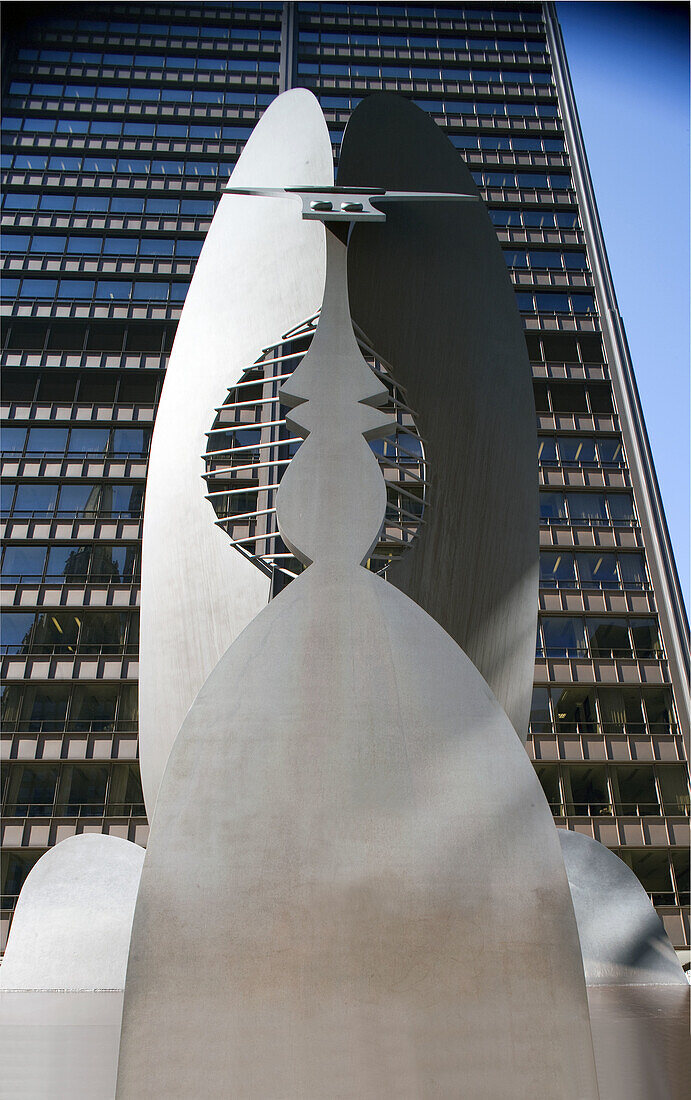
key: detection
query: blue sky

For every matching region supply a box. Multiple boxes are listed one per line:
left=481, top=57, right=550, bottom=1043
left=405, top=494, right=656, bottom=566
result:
left=556, top=2, right=690, bottom=608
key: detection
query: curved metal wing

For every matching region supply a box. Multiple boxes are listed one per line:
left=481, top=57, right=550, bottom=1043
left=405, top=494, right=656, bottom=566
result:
left=338, top=93, right=539, bottom=739
left=138, top=90, right=333, bottom=816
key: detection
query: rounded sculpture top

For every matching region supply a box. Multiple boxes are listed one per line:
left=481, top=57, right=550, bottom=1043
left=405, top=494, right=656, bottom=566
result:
left=0, top=833, right=144, bottom=992
left=559, top=829, right=687, bottom=986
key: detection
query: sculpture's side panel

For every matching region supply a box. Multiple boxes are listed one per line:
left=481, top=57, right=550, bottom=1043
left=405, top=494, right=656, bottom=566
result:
left=138, top=89, right=333, bottom=815
left=339, top=94, right=539, bottom=740
left=0, top=833, right=144, bottom=992
left=0, top=834, right=145, bottom=1100
left=117, top=570, right=599, bottom=1099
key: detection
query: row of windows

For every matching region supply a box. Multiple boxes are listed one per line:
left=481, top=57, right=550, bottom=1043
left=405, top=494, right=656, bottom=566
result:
left=21, top=13, right=281, bottom=39
left=530, top=685, right=676, bottom=736
left=1, top=278, right=189, bottom=303
left=2, top=192, right=215, bottom=216
left=301, top=32, right=545, bottom=51
left=2, top=234, right=202, bottom=259
left=536, top=616, right=661, bottom=660
left=299, top=62, right=552, bottom=85
left=3, top=761, right=145, bottom=820
left=2, top=153, right=243, bottom=174
left=1, top=482, right=144, bottom=519
left=1, top=426, right=150, bottom=458
left=473, top=168, right=571, bottom=189
left=526, top=332, right=604, bottom=367
left=519, top=290, right=596, bottom=315
left=538, top=436, right=623, bottom=466
left=504, top=249, right=587, bottom=272
left=317, top=94, right=559, bottom=120
left=1, top=542, right=139, bottom=584
left=540, top=491, right=636, bottom=526
left=15, top=50, right=279, bottom=75
left=1, top=608, right=139, bottom=655
left=7, top=78, right=278, bottom=105
left=540, top=550, right=647, bottom=590
left=533, top=380, right=614, bottom=416
left=300, top=4, right=542, bottom=22
left=2, top=365, right=163, bottom=401
left=3, top=98, right=269, bottom=133
left=0, top=681, right=138, bottom=732
left=17, top=35, right=282, bottom=63
left=453, top=134, right=565, bottom=153
left=492, top=210, right=579, bottom=232
left=535, top=763, right=689, bottom=819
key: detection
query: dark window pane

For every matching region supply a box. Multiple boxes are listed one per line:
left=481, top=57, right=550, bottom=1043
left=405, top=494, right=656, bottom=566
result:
left=577, top=553, right=618, bottom=587
left=33, top=611, right=79, bottom=651
left=643, top=690, right=674, bottom=732
left=2, top=545, right=46, bottom=579
left=60, top=765, right=109, bottom=814
left=139, top=239, right=174, bottom=256
left=587, top=619, right=631, bottom=658
left=77, top=375, right=118, bottom=402
left=566, top=492, right=608, bottom=522
left=598, top=438, right=624, bottom=465
left=85, top=324, right=125, bottom=353
left=539, top=492, right=566, bottom=521
left=11, top=764, right=60, bottom=815
left=567, top=766, right=609, bottom=814
left=46, top=545, right=91, bottom=579
left=103, top=239, right=138, bottom=255
left=57, top=484, right=100, bottom=516
left=536, top=292, right=569, bottom=313
left=537, top=438, right=557, bottom=463
left=587, top=382, right=614, bottom=416
left=549, top=383, right=588, bottom=415
left=530, top=687, right=552, bottom=733
left=619, top=554, right=647, bottom=587
left=91, top=544, right=138, bottom=580
left=58, top=280, right=95, bottom=299
left=101, top=484, right=143, bottom=516
left=533, top=381, right=550, bottom=413
left=630, top=619, right=661, bottom=658
left=541, top=617, right=586, bottom=656
left=553, top=688, right=596, bottom=733
left=559, top=438, right=596, bottom=464
left=132, top=282, right=169, bottom=300
left=21, top=684, right=70, bottom=730
left=96, top=282, right=132, bottom=300
left=37, top=374, right=77, bottom=401
left=2, top=428, right=27, bottom=453
left=67, top=428, right=110, bottom=454
left=608, top=494, right=636, bottom=524
left=540, top=551, right=575, bottom=585
left=20, top=279, right=58, bottom=298
left=14, top=483, right=59, bottom=514
left=111, top=428, right=149, bottom=454
left=26, top=427, right=68, bottom=453
left=66, top=237, right=101, bottom=255
left=69, top=686, right=118, bottom=731
left=615, top=766, right=659, bottom=815
left=1, top=612, right=35, bottom=652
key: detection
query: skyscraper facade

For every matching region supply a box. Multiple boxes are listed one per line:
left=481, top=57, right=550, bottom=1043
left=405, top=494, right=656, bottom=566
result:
left=1, top=0, right=688, bottom=962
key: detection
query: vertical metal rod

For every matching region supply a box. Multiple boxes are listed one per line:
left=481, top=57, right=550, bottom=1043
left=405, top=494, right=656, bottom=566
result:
left=279, top=2, right=297, bottom=93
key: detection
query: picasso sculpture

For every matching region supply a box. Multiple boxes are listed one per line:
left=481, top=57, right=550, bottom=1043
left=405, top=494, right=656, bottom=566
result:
left=2, top=91, right=687, bottom=1100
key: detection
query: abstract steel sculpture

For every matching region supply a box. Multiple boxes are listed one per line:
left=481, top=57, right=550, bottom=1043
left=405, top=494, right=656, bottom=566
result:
left=114, top=145, right=600, bottom=1099
left=2, top=91, right=687, bottom=1099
